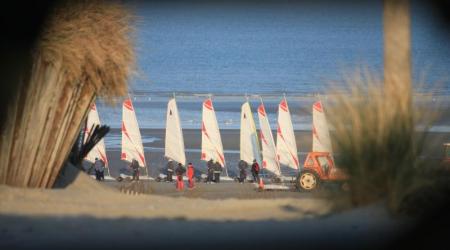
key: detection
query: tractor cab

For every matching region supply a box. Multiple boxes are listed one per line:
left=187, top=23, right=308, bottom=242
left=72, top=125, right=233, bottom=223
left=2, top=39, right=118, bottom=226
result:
left=297, top=152, right=348, bottom=191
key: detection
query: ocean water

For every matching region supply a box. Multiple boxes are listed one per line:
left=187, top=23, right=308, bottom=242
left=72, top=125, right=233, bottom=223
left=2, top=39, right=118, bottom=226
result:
left=98, top=1, right=450, bottom=130
left=127, top=1, right=450, bottom=94
left=90, top=1, right=450, bottom=175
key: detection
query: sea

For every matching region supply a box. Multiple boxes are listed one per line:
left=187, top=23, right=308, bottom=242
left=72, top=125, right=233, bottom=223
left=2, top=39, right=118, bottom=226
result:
left=92, top=1, right=449, bottom=172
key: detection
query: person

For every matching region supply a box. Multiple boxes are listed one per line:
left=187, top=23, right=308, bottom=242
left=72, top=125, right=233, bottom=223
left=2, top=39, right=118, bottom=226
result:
left=175, top=163, right=186, bottom=190
left=187, top=163, right=195, bottom=189
left=166, top=158, right=175, bottom=182
left=213, top=161, right=222, bottom=183
left=238, top=160, right=248, bottom=183
left=251, top=159, right=260, bottom=183
left=130, top=159, right=140, bottom=181
left=93, top=157, right=105, bottom=181
left=93, top=157, right=101, bottom=181
left=206, top=159, right=214, bottom=184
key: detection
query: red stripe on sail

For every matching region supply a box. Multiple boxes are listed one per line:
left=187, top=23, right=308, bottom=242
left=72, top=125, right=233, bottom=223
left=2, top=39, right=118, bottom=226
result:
left=121, top=152, right=127, bottom=160
left=312, top=125, right=320, bottom=142
left=277, top=122, right=285, bottom=140
left=124, top=99, right=134, bottom=111
left=122, top=122, right=133, bottom=142
left=260, top=130, right=268, bottom=146
left=263, top=160, right=267, bottom=168
left=201, top=152, right=206, bottom=160
left=217, top=151, right=225, bottom=166
left=290, top=152, right=299, bottom=168
left=138, top=152, right=146, bottom=166
left=258, top=104, right=266, bottom=117
left=203, top=99, right=213, bottom=110
left=91, top=103, right=96, bottom=111
left=313, top=101, right=323, bottom=112
left=202, top=122, right=210, bottom=139
left=280, top=99, right=288, bottom=112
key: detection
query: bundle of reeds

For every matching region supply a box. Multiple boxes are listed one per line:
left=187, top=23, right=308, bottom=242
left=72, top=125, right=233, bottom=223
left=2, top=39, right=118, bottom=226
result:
left=0, top=1, right=134, bottom=188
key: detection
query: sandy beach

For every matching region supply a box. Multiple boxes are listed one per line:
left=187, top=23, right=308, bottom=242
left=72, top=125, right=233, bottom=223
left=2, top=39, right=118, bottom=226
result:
left=0, top=165, right=413, bottom=249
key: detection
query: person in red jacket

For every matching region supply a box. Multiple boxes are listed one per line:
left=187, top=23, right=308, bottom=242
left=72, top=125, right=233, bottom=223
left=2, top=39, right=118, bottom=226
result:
left=251, top=159, right=260, bottom=183
left=187, top=162, right=195, bottom=189
left=175, top=163, right=186, bottom=191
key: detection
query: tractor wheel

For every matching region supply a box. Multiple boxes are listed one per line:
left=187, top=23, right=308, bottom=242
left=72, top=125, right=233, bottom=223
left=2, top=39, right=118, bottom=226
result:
left=296, top=171, right=319, bottom=191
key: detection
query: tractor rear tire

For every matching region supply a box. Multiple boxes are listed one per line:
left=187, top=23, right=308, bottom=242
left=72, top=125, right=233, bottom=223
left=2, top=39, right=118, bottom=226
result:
left=296, top=171, right=319, bottom=191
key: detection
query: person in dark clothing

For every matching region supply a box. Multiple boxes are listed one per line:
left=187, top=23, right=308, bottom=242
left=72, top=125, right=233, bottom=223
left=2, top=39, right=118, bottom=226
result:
left=166, top=159, right=175, bottom=182
left=206, top=159, right=214, bottom=184
left=213, top=161, right=222, bottom=183
left=175, top=163, right=186, bottom=190
left=251, top=159, right=260, bottom=183
left=130, top=159, right=140, bottom=181
left=238, top=160, right=248, bottom=183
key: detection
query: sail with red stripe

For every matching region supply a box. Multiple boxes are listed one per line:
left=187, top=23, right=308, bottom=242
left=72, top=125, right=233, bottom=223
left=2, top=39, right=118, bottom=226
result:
left=121, top=98, right=147, bottom=168
left=84, top=103, right=109, bottom=168
left=312, top=101, right=333, bottom=155
left=201, top=98, right=225, bottom=167
left=240, top=101, right=262, bottom=165
left=276, top=98, right=299, bottom=169
left=257, top=101, right=281, bottom=176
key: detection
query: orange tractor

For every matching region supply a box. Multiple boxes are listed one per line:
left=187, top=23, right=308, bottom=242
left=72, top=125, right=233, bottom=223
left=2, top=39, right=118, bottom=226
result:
left=296, top=152, right=348, bottom=191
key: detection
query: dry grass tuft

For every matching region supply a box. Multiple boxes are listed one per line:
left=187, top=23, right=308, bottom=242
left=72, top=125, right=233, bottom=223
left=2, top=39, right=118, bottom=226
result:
left=38, top=0, right=135, bottom=102
left=0, top=1, right=134, bottom=188
left=327, top=70, right=439, bottom=213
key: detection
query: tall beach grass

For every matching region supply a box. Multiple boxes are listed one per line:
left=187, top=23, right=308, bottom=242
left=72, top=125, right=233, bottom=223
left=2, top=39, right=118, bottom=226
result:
left=327, top=70, right=441, bottom=213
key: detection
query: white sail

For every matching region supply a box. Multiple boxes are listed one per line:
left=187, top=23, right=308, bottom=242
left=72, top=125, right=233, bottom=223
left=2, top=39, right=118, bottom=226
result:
left=312, top=101, right=333, bottom=155
left=165, top=98, right=186, bottom=166
left=257, top=102, right=281, bottom=176
left=240, top=102, right=262, bottom=165
left=276, top=98, right=299, bottom=169
left=200, top=98, right=225, bottom=167
left=121, top=98, right=147, bottom=168
left=84, top=103, right=109, bottom=168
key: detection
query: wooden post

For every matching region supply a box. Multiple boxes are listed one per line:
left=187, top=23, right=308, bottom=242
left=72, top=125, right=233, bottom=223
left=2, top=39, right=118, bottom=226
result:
left=383, top=0, right=412, bottom=104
